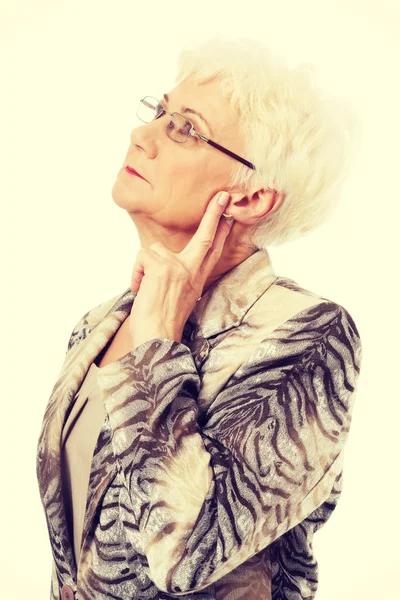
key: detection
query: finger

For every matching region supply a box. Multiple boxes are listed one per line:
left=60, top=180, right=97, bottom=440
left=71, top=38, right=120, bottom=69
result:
left=131, top=252, right=146, bottom=294
left=131, top=242, right=173, bottom=294
left=183, top=192, right=230, bottom=266
left=199, top=216, right=234, bottom=277
left=131, top=267, right=144, bottom=294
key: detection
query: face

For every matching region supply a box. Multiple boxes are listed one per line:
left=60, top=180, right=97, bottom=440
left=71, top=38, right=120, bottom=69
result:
left=111, top=76, right=247, bottom=251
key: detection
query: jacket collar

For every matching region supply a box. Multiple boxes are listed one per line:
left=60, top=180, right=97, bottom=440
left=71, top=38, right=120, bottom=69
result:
left=187, top=248, right=277, bottom=338
left=36, top=248, right=277, bottom=583
left=108, top=247, right=277, bottom=340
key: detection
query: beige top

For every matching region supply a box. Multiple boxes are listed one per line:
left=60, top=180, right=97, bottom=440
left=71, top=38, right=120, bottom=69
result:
left=61, top=361, right=106, bottom=566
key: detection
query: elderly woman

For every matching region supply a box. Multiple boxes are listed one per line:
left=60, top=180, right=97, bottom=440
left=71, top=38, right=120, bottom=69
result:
left=36, top=37, right=362, bottom=600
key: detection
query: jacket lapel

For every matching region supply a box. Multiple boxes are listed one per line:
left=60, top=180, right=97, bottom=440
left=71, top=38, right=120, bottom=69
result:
left=36, top=286, right=135, bottom=579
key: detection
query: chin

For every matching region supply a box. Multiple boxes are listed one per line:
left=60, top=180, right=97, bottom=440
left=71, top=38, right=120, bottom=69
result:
left=111, top=178, right=138, bottom=209
left=111, top=180, right=155, bottom=216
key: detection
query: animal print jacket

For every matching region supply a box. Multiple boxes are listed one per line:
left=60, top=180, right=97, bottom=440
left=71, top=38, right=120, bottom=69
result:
left=36, top=248, right=362, bottom=600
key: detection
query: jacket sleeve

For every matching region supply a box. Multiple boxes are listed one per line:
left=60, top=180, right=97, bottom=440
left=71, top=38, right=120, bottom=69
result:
left=96, top=302, right=362, bottom=595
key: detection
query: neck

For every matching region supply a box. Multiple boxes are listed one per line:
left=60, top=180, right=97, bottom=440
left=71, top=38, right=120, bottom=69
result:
left=131, top=214, right=257, bottom=296
left=201, top=246, right=258, bottom=296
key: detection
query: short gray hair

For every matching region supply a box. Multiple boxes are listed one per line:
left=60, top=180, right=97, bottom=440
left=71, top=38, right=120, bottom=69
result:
left=175, top=36, right=363, bottom=248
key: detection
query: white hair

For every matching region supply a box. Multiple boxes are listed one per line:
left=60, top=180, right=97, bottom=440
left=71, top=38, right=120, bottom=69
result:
left=174, top=36, right=363, bottom=248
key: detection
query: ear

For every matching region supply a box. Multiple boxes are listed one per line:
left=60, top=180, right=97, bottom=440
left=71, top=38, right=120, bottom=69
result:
left=254, top=187, right=286, bottom=218
left=225, top=187, right=286, bottom=225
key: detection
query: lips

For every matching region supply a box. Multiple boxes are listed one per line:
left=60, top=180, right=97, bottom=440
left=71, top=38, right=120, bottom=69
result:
left=125, top=165, right=147, bottom=181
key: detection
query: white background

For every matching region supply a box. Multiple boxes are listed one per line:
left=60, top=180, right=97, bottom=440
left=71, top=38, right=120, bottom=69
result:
left=1, top=0, right=399, bottom=598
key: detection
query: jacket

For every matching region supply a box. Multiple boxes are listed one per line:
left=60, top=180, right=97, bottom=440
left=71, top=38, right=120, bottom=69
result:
left=36, top=248, right=362, bottom=600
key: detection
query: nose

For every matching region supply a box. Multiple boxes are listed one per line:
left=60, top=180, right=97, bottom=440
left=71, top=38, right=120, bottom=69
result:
left=130, top=114, right=168, bottom=155
left=129, top=122, right=159, bottom=160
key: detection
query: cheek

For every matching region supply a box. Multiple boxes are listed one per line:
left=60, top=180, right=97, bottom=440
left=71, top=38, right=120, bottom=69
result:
left=163, top=183, right=205, bottom=226
left=163, top=160, right=202, bottom=197
left=158, top=151, right=215, bottom=213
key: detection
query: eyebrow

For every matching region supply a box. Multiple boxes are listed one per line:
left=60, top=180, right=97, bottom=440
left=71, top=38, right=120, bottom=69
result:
left=162, top=93, right=213, bottom=137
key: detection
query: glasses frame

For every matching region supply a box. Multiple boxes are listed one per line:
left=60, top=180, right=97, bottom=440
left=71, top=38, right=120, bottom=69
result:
left=137, top=96, right=256, bottom=171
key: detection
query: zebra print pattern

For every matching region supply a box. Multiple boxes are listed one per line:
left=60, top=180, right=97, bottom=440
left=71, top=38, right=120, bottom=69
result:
left=36, top=249, right=362, bottom=599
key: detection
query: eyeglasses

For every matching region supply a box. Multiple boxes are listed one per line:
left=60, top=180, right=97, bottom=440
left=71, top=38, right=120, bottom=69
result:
left=136, top=96, right=256, bottom=171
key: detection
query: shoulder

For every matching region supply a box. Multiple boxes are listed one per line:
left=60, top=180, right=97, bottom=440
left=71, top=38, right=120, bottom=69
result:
left=276, top=275, right=360, bottom=338
left=266, top=275, right=361, bottom=341
left=239, top=275, right=362, bottom=378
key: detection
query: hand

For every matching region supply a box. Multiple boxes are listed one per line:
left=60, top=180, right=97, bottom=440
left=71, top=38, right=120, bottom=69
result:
left=128, top=191, right=234, bottom=350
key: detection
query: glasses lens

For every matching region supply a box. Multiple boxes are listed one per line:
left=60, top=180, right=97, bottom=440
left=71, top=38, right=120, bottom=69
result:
left=167, top=113, right=192, bottom=143
left=137, top=96, right=163, bottom=122
left=137, top=96, right=192, bottom=143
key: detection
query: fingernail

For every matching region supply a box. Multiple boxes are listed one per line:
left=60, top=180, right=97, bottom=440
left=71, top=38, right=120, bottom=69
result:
left=218, top=192, right=230, bottom=206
